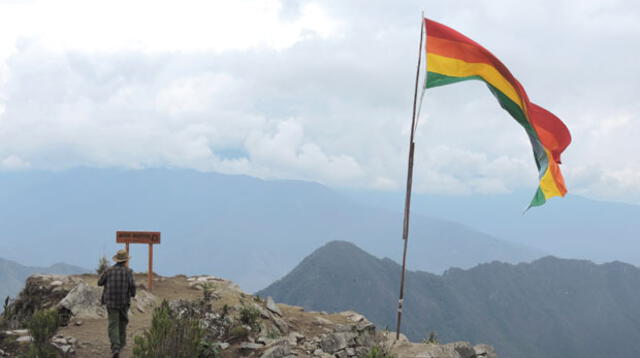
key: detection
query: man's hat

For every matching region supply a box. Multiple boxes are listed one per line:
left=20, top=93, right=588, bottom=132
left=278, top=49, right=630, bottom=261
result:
left=113, top=249, right=131, bottom=263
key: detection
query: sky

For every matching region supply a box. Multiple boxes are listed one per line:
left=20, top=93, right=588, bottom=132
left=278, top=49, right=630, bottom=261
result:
left=0, top=0, right=638, bottom=204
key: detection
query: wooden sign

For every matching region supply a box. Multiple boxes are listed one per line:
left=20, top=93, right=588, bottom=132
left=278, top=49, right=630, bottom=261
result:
left=116, top=231, right=161, bottom=244
left=116, top=231, right=161, bottom=290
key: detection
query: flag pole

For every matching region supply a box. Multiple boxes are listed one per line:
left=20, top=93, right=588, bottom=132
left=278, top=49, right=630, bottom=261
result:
left=395, top=13, right=424, bottom=341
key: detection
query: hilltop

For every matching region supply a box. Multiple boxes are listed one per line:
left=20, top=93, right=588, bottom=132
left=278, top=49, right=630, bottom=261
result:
left=259, top=241, right=640, bottom=358
left=0, top=272, right=496, bottom=358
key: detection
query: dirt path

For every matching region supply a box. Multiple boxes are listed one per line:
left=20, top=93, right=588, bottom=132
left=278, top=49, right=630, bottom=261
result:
left=60, top=316, right=149, bottom=357
left=59, top=274, right=203, bottom=357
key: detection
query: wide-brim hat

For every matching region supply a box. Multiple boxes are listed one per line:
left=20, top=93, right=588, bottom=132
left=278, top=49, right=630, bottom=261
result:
left=113, top=249, right=131, bottom=263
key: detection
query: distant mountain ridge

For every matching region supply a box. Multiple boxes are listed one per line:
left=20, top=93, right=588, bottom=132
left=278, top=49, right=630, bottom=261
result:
left=258, top=241, right=640, bottom=358
left=0, top=168, right=543, bottom=292
left=342, top=189, right=640, bottom=266
left=0, top=257, right=87, bottom=309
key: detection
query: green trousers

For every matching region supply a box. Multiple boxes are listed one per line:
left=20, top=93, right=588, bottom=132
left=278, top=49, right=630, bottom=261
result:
left=107, top=306, right=129, bottom=353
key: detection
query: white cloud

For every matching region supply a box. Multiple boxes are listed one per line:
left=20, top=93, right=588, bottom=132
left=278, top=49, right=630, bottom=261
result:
left=564, top=165, right=640, bottom=203
left=1, top=155, right=30, bottom=170
left=371, top=176, right=397, bottom=191
left=244, top=119, right=364, bottom=184
left=155, top=73, right=244, bottom=115
left=0, top=0, right=341, bottom=57
left=0, top=0, right=638, bottom=203
left=410, top=145, right=535, bottom=195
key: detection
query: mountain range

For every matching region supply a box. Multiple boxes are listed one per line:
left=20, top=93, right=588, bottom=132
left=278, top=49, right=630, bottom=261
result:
left=0, top=168, right=542, bottom=292
left=258, top=241, right=640, bottom=358
left=343, top=189, right=640, bottom=265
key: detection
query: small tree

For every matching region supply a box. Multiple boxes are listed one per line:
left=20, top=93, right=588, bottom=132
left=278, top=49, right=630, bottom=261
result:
left=96, top=255, right=109, bottom=275
left=2, top=296, right=10, bottom=325
left=0, top=297, right=9, bottom=331
left=26, top=308, right=60, bottom=358
left=424, top=331, right=439, bottom=344
left=3, top=296, right=9, bottom=314
left=194, top=282, right=217, bottom=302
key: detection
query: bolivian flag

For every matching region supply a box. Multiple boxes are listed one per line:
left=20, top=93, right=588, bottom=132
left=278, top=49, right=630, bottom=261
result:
left=424, top=18, right=571, bottom=208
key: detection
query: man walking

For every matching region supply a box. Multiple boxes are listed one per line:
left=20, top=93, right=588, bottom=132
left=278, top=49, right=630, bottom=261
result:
left=98, top=249, right=136, bottom=358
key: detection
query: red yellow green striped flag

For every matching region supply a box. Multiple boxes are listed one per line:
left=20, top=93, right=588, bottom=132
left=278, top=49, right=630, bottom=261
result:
left=424, top=18, right=571, bottom=208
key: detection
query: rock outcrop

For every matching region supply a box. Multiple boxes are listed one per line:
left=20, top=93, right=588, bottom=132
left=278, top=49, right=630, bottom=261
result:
left=166, top=287, right=496, bottom=358
left=2, top=274, right=82, bottom=328
left=1, top=273, right=498, bottom=358
left=389, top=339, right=498, bottom=358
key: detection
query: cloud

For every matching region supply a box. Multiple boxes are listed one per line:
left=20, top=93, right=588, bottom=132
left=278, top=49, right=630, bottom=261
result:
left=1, top=155, right=30, bottom=170
left=411, top=145, right=536, bottom=195
left=0, top=0, right=341, bottom=55
left=0, top=0, right=638, bottom=203
left=244, top=119, right=364, bottom=184
left=566, top=165, right=640, bottom=204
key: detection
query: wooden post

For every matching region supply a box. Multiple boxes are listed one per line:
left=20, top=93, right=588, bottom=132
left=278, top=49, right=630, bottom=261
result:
left=116, top=231, right=160, bottom=291
left=148, top=243, right=153, bottom=290
left=125, top=242, right=130, bottom=267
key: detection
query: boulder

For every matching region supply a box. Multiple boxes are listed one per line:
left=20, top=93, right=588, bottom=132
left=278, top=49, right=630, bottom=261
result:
left=266, top=297, right=282, bottom=316
left=320, top=332, right=351, bottom=353
left=314, top=316, right=332, bottom=325
left=4, top=329, right=28, bottom=336
left=339, top=311, right=366, bottom=323
left=474, top=344, right=497, bottom=358
left=260, top=341, right=291, bottom=358
left=131, top=289, right=156, bottom=313
left=50, top=334, right=76, bottom=355
left=287, top=331, right=304, bottom=346
left=58, top=282, right=106, bottom=319
left=16, top=335, right=32, bottom=343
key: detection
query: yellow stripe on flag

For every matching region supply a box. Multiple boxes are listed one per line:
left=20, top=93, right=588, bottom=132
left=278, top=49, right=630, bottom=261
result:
left=427, top=53, right=527, bottom=113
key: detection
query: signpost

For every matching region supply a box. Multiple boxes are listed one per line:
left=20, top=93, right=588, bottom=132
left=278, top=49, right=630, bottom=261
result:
left=116, top=231, right=161, bottom=290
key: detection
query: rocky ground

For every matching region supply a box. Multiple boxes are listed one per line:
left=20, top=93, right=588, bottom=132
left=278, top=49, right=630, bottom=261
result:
left=0, top=273, right=497, bottom=358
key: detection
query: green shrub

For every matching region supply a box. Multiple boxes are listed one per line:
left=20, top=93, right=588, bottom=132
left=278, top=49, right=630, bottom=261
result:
left=3, top=296, right=9, bottom=315
left=366, top=346, right=396, bottom=358
left=365, top=331, right=396, bottom=358
left=26, top=308, right=60, bottom=358
left=133, top=300, right=208, bottom=358
left=424, top=331, right=438, bottom=344
left=198, top=341, right=221, bottom=358
left=238, top=306, right=261, bottom=332
left=221, top=304, right=230, bottom=318
left=194, top=282, right=217, bottom=302
left=169, top=299, right=233, bottom=343
left=0, top=296, right=9, bottom=330
left=96, top=256, right=110, bottom=276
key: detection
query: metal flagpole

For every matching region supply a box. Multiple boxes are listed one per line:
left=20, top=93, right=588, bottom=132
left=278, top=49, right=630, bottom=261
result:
left=395, top=13, right=425, bottom=340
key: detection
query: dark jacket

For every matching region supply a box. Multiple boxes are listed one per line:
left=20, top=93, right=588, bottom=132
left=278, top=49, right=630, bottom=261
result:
left=98, top=263, right=136, bottom=308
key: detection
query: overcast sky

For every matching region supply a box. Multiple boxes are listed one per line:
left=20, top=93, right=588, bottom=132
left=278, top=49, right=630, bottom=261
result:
left=0, top=0, right=638, bottom=204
